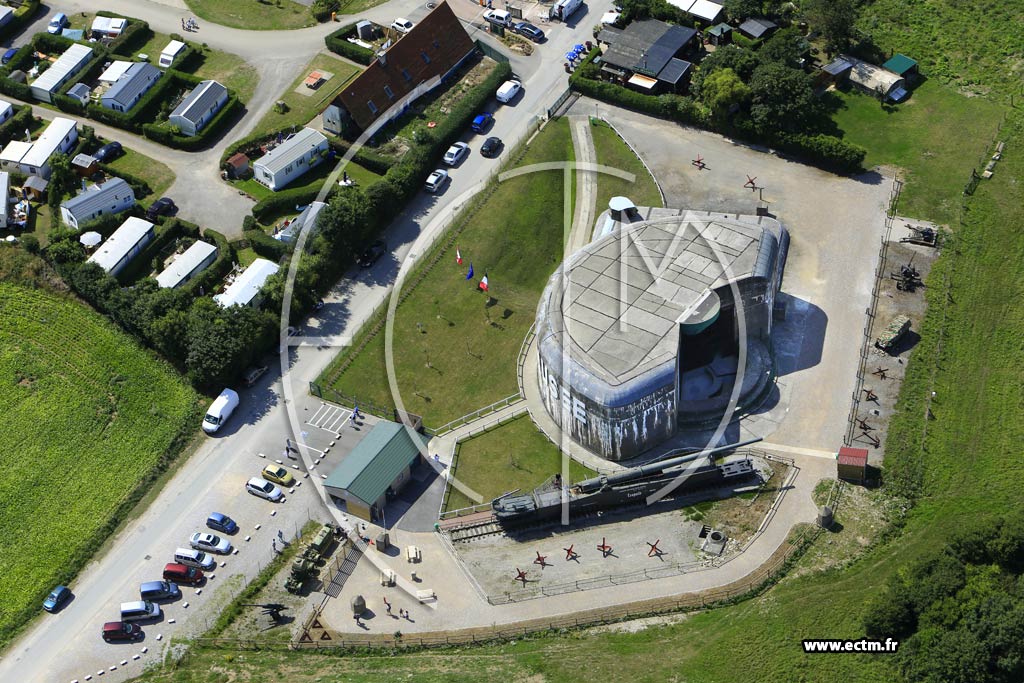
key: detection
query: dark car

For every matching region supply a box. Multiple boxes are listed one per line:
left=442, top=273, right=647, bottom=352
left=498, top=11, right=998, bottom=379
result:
left=145, top=197, right=177, bottom=221
left=43, top=585, right=72, bottom=613
left=514, top=22, right=544, bottom=42
left=2, top=48, right=18, bottom=65
left=206, top=512, right=239, bottom=534
left=102, top=621, right=143, bottom=643
left=358, top=239, right=387, bottom=268
left=481, top=137, right=503, bottom=158
left=471, top=112, right=494, bottom=134
left=162, top=562, right=204, bottom=586
left=93, top=141, right=123, bottom=163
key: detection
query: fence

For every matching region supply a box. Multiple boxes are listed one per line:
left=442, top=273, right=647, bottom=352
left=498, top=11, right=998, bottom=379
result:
left=515, top=322, right=536, bottom=397
left=843, top=174, right=902, bottom=446
left=432, top=393, right=524, bottom=437
left=547, top=86, right=577, bottom=119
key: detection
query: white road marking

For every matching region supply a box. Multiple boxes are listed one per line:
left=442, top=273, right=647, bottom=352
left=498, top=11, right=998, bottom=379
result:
left=758, top=442, right=837, bottom=459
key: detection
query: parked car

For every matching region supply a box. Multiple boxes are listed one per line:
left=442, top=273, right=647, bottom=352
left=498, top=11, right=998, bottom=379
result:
left=2, top=48, right=18, bottom=65
left=120, top=600, right=161, bottom=623
left=481, top=136, right=503, bottom=158
left=242, top=365, right=267, bottom=387
left=47, top=13, right=69, bottom=34
left=163, top=563, right=204, bottom=586
left=140, top=580, right=181, bottom=602
left=102, top=621, right=143, bottom=643
left=42, top=585, right=72, bottom=613
left=471, top=112, right=494, bottom=133
left=357, top=239, right=387, bottom=268
left=496, top=79, right=522, bottom=103
left=202, top=388, right=239, bottom=434
left=483, top=9, right=512, bottom=26
left=424, top=169, right=449, bottom=193
left=262, top=464, right=295, bottom=488
left=391, top=18, right=414, bottom=33
left=443, top=142, right=470, bottom=166
left=189, top=532, right=232, bottom=554
left=246, top=477, right=283, bottom=502
left=206, top=512, right=238, bottom=535
left=145, top=197, right=177, bottom=221
left=93, top=141, right=123, bottom=163
left=173, top=547, right=216, bottom=571
left=514, top=22, right=544, bottom=42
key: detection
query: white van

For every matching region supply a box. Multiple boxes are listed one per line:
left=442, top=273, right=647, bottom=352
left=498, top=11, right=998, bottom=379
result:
left=483, top=9, right=512, bottom=27
left=202, top=388, right=239, bottom=434
left=159, top=40, right=186, bottom=68
left=496, top=79, right=522, bottom=103
left=174, top=548, right=216, bottom=571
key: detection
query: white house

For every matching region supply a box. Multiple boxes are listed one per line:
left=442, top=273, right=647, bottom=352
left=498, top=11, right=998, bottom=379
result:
left=30, top=43, right=93, bottom=104
left=0, top=141, right=32, bottom=176
left=59, top=177, right=136, bottom=230
left=87, top=217, right=154, bottom=276
left=155, top=240, right=218, bottom=288
left=91, top=16, right=127, bottom=39
left=252, top=128, right=328, bottom=191
left=18, top=117, right=77, bottom=179
left=0, top=99, right=13, bottom=124
left=168, top=80, right=228, bottom=136
left=159, top=40, right=186, bottom=68
left=214, top=258, right=280, bottom=308
left=273, top=201, right=326, bottom=244
left=101, top=62, right=161, bottom=112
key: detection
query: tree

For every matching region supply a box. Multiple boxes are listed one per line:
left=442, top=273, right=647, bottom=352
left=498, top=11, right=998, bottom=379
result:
left=723, top=0, right=762, bottom=21
left=804, top=0, right=858, bottom=55
left=185, top=298, right=275, bottom=389
left=700, top=68, right=751, bottom=122
left=748, top=62, right=818, bottom=133
left=690, top=45, right=761, bottom=97
left=759, top=27, right=807, bottom=69
left=864, top=583, right=917, bottom=639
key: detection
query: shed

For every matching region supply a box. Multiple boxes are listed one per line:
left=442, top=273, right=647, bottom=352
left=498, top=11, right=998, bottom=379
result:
left=23, top=175, right=48, bottom=201
left=66, top=82, right=92, bottom=106
left=0, top=140, right=31, bottom=175
left=87, top=217, right=155, bottom=276
left=706, top=22, right=732, bottom=46
left=59, top=177, right=136, bottom=229
left=72, top=153, right=99, bottom=177
left=252, top=128, right=328, bottom=191
left=324, top=421, right=425, bottom=522
left=737, top=17, right=777, bottom=40
left=29, top=44, right=93, bottom=104
left=155, top=240, right=218, bottom=288
left=91, top=16, right=127, bottom=38
left=0, top=99, right=12, bottom=124
left=840, top=54, right=906, bottom=101
left=214, top=258, right=280, bottom=308
left=837, top=446, right=869, bottom=484
left=169, top=80, right=228, bottom=136
left=101, top=62, right=162, bottom=112
left=882, top=53, right=918, bottom=80
left=225, top=152, right=250, bottom=179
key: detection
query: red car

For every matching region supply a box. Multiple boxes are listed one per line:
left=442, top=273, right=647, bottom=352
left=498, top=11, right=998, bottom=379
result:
left=163, top=563, right=204, bottom=586
left=102, top=621, right=142, bottom=642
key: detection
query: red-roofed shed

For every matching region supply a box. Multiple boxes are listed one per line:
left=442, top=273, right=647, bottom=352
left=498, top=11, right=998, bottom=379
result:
left=837, top=446, right=869, bottom=483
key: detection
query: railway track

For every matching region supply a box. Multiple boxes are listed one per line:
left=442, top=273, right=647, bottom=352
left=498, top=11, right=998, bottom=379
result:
left=448, top=519, right=504, bottom=542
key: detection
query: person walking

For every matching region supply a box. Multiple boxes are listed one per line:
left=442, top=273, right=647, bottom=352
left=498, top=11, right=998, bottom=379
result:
left=272, top=538, right=278, bottom=553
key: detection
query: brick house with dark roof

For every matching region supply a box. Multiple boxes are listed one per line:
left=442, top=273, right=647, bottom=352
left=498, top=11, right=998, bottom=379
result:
left=322, top=1, right=476, bottom=134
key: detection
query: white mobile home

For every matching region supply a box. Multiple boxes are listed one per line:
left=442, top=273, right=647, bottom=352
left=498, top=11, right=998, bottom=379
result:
left=0, top=141, right=32, bottom=176
left=98, top=60, right=134, bottom=85
left=30, top=44, right=93, bottom=104
left=252, top=128, right=328, bottom=191
left=214, top=258, right=280, bottom=308
left=87, top=217, right=155, bottom=276
left=155, top=240, right=218, bottom=288
left=0, top=172, right=9, bottom=228
left=159, top=40, right=187, bottom=68
left=273, top=201, right=326, bottom=244
left=0, top=99, right=13, bottom=124
left=91, top=16, right=127, bottom=39
left=19, top=117, right=77, bottom=179
left=59, top=177, right=136, bottom=229
left=169, top=80, right=228, bottom=136
left=101, top=62, right=161, bottom=112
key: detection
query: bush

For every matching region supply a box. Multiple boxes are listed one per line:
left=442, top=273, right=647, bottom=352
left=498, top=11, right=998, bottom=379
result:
left=244, top=229, right=288, bottom=262
left=0, top=106, right=34, bottom=146
left=0, top=75, right=33, bottom=101
left=311, top=0, right=340, bottom=22
left=252, top=186, right=322, bottom=223
left=20, top=234, right=40, bottom=255
left=324, top=23, right=375, bottom=65
left=0, top=0, right=41, bottom=43
left=327, top=139, right=392, bottom=176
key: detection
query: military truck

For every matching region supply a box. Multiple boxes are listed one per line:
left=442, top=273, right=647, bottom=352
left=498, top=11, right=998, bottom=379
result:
left=876, top=315, right=911, bottom=351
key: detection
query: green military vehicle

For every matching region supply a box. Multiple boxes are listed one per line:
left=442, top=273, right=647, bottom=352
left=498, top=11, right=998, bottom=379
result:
left=876, top=314, right=911, bottom=351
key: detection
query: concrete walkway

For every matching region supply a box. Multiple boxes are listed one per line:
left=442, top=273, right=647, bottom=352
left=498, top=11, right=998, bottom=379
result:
left=567, top=115, right=598, bottom=255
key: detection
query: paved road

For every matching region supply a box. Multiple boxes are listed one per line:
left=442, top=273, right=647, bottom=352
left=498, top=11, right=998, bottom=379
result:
left=0, top=1, right=615, bottom=680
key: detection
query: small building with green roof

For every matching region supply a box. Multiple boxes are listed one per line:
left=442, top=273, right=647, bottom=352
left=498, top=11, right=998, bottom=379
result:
left=882, top=54, right=918, bottom=80
left=324, top=421, right=426, bottom=522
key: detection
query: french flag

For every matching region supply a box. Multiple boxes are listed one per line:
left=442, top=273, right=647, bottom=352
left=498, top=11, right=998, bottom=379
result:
left=478, top=274, right=489, bottom=292
left=456, top=247, right=463, bottom=265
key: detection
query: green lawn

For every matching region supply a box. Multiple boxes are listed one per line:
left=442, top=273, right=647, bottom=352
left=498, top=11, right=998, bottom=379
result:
left=444, top=415, right=597, bottom=512
left=235, top=246, right=259, bottom=267
left=322, top=118, right=575, bottom=427
left=590, top=119, right=663, bottom=212
left=251, top=53, right=360, bottom=138
left=107, top=146, right=177, bottom=202
left=0, top=284, right=199, bottom=650
left=832, top=80, right=1006, bottom=224
left=185, top=0, right=316, bottom=30
left=234, top=157, right=380, bottom=212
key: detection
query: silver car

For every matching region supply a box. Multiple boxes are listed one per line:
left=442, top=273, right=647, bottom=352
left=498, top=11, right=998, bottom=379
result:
left=189, top=532, right=232, bottom=554
left=246, top=477, right=283, bottom=502
left=443, top=142, right=469, bottom=166
left=424, top=169, right=449, bottom=193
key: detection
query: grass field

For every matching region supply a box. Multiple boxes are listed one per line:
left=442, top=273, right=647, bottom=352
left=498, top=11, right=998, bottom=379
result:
left=591, top=120, right=663, bottom=211
left=107, top=146, right=177, bottom=202
left=323, top=118, right=575, bottom=426
left=444, top=415, right=597, bottom=511
left=185, top=0, right=316, bottom=30
left=832, top=80, right=1006, bottom=224
left=250, top=53, right=360, bottom=139
left=0, top=284, right=199, bottom=649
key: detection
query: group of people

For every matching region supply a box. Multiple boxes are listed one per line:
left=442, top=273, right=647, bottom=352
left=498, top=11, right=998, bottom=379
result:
left=181, top=17, right=199, bottom=32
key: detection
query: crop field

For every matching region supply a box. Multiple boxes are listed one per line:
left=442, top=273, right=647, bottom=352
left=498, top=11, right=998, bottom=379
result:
left=0, top=285, right=198, bottom=648
left=323, top=119, right=575, bottom=427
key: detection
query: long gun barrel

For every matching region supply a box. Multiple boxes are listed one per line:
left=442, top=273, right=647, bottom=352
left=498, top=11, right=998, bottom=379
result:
left=575, top=437, right=763, bottom=494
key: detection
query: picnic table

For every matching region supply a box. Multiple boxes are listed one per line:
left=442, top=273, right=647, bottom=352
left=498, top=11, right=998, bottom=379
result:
left=304, top=71, right=326, bottom=89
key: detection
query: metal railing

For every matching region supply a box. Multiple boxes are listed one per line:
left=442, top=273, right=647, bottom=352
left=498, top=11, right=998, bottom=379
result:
left=432, top=394, right=524, bottom=437
left=515, top=322, right=536, bottom=398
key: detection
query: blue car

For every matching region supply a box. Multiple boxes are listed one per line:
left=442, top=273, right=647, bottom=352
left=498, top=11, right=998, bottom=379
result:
left=43, top=586, right=71, bottom=613
left=471, top=112, right=494, bottom=134
left=2, top=48, right=18, bottom=65
left=206, top=512, right=238, bottom=535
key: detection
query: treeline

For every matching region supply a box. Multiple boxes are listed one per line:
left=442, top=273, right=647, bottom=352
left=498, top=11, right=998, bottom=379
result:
left=863, top=514, right=1024, bottom=683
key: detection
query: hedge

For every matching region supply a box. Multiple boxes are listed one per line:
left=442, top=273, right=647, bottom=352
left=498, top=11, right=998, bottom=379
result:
left=243, top=229, right=288, bottom=262
left=85, top=70, right=186, bottom=132
left=326, top=138, right=391, bottom=176
left=252, top=186, right=322, bottom=223
left=141, top=95, right=243, bottom=150
left=0, top=0, right=41, bottom=43
left=97, top=162, right=153, bottom=198
left=185, top=228, right=235, bottom=296
left=324, top=23, right=375, bottom=65
left=0, top=44, right=36, bottom=77
left=0, top=105, right=34, bottom=146
left=220, top=128, right=292, bottom=166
